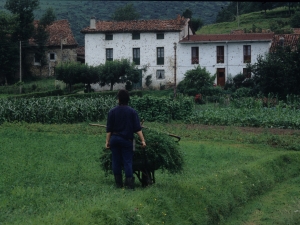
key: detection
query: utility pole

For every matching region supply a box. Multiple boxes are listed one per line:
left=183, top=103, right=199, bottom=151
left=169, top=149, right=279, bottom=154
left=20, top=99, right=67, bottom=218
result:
left=237, top=2, right=239, bottom=28
left=173, top=42, right=177, bottom=99
left=19, top=41, right=22, bottom=94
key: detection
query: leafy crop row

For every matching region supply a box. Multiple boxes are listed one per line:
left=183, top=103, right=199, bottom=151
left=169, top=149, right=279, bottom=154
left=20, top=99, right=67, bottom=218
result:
left=187, top=106, right=300, bottom=129
left=0, top=96, right=116, bottom=124
left=0, top=95, right=194, bottom=124
left=130, top=95, right=194, bottom=122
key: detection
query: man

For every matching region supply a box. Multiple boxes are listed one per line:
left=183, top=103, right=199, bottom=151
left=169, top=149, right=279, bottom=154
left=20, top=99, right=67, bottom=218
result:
left=106, top=89, right=146, bottom=189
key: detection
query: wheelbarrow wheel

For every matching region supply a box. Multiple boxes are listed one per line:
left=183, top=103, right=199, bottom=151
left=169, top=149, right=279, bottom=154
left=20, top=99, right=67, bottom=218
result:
left=141, top=169, right=153, bottom=187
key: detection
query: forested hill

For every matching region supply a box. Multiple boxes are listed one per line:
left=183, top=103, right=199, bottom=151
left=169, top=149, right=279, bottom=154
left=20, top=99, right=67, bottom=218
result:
left=0, top=0, right=229, bottom=46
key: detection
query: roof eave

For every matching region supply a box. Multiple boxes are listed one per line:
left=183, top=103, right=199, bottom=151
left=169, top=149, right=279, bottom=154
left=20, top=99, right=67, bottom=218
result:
left=179, top=39, right=273, bottom=43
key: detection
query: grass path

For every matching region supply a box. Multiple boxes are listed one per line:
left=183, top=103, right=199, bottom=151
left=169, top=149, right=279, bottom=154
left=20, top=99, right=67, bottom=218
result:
left=0, top=122, right=299, bottom=224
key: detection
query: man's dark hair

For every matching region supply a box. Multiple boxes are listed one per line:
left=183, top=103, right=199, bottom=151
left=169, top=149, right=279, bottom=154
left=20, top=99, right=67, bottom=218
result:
left=117, top=89, right=130, bottom=105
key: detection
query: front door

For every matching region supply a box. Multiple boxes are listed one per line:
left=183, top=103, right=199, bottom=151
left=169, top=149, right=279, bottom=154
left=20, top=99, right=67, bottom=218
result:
left=217, top=68, right=225, bottom=87
left=132, top=69, right=143, bottom=90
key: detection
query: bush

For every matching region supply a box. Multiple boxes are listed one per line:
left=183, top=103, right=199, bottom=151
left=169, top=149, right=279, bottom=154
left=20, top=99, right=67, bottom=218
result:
left=177, top=65, right=215, bottom=96
left=233, top=73, right=246, bottom=89
left=231, top=87, right=254, bottom=98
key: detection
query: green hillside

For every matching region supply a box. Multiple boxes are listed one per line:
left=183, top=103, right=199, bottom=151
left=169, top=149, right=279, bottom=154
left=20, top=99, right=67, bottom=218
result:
left=197, top=6, right=295, bottom=34
left=0, top=1, right=229, bottom=46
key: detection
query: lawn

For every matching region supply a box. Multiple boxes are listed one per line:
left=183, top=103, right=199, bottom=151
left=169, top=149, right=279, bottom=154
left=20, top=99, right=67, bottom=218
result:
left=1, top=122, right=299, bottom=224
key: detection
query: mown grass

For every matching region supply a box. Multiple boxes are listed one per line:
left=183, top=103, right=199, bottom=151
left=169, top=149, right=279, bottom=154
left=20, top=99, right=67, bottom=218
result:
left=0, top=78, right=66, bottom=95
left=197, top=7, right=293, bottom=34
left=1, top=122, right=300, bottom=224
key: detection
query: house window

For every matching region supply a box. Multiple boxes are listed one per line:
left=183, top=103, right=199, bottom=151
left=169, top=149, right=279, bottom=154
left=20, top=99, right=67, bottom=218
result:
left=191, top=47, right=199, bottom=64
left=217, top=46, right=224, bottom=63
left=132, top=33, right=140, bottom=40
left=34, top=54, right=41, bottom=65
left=49, top=53, right=56, bottom=61
left=133, top=48, right=140, bottom=65
left=157, top=47, right=164, bottom=65
left=105, top=34, right=113, bottom=40
left=243, top=68, right=251, bottom=78
left=156, top=70, right=165, bottom=79
left=157, top=33, right=164, bottom=39
left=106, top=48, right=113, bottom=61
left=243, top=45, right=251, bottom=63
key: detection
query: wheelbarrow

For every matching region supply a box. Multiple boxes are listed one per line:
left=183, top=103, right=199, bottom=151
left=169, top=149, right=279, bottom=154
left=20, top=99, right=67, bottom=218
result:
left=90, top=123, right=181, bottom=187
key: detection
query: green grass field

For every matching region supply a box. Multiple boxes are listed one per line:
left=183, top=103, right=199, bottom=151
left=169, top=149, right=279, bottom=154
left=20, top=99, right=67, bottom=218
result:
left=197, top=7, right=293, bottom=34
left=1, top=122, right=299, bottom=224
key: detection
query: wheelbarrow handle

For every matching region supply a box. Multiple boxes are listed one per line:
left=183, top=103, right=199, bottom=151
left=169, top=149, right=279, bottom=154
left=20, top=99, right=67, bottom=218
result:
left=142, top=126, right=181, bottom=142
left=89, top=123, right=181, bottom=142
left=167, top=133, right=181, bottom=142
left=89, top=123, right=106, bottom=127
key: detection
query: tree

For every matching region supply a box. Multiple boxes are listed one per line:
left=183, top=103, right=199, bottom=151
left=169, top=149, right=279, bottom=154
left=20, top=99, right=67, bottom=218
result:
left=39, top=7, right=56, bottom=27
left=182, top=9, right=203, bottom=32
left=290, top=11, right=300, bottom=28
left=0, top=11, right=19, bottom=85
left=5, top=0, right=39, bottom=41
left=216, top=8, right=235, bottom=23
left=189, top=18, right=203, bottom=32
left=249, top=43, right=300, bottom=99
left=33, top=8, right=56, bottom=76
left=99, top=59, right=140, bottom=91
left=177, top=65, right=215, bottom=96
left=80, top=65, right=100, bottom=93
left=182, top=9, right=192, bottom=18
left=5, top=0, right=40, bottom=80
left=111, top=3, right=140, bottom=21
left=55, top=62, right=82, bottom=92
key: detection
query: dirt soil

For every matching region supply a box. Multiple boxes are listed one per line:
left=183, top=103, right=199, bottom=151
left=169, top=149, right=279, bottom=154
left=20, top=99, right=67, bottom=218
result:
left=174, top=124, right=300, bottom=136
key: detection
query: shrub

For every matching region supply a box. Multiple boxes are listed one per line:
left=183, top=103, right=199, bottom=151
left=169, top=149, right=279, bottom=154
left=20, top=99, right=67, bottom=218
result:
left=177, top=65, right=215, bottom=96
left=233, top=73, right=246, bottom=89
left=231, top=87, right=254, bottom=98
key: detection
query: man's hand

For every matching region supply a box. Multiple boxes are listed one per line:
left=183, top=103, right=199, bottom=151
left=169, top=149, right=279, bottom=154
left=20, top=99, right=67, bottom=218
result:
left=105, top=141, right=110, bottom=149
left=141, top=141, right=146, bottom=148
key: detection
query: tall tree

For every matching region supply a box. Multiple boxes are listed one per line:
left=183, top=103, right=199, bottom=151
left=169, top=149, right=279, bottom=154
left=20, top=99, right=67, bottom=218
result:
left=182, top=9, right=203, bottom=32
left=33, top=7, right=56, bottom=76
left=0, top=11, right=19, bottom=85
left=5, top=0, right=40, bottom=80
left=111, top=3, right=140, bottom=21
left=5, top=0, right=39, bottom=41
left=182, top=9, right=192, bottom=18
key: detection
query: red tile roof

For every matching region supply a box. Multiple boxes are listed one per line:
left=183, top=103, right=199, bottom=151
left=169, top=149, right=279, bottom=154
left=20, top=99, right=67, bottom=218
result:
left=270, top=34, right=300, bottom=52
left=180, top=33, right=274, bottom=43
left=81, top=15, right=189, bottom=33
left=30, top=19, right=77, bottom=47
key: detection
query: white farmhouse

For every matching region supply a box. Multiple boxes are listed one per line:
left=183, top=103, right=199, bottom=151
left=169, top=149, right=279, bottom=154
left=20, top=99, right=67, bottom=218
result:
left=81, top=16, right=273, bottom=90
left=179, top=32, right=274, bottom=86
left=81, top=15, right=191, bottom=90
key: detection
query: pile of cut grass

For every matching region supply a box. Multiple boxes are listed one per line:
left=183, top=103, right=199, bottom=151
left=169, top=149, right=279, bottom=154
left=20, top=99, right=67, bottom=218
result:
left=0, top=122, right=299, bottom=224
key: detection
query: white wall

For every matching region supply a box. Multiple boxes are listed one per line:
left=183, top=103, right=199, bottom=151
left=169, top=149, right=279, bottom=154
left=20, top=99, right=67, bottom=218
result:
left=177, top=41, right=271, bottom=84
left=85, top=31, right=271, bottom=90
left=85, top=32, right=181, bottom=91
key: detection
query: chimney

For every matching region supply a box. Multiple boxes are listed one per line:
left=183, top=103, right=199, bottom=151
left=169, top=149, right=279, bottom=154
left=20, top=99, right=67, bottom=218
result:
left=279, top=36, right=284, bottom=47
left=90, top=17, right=96, bottom=29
